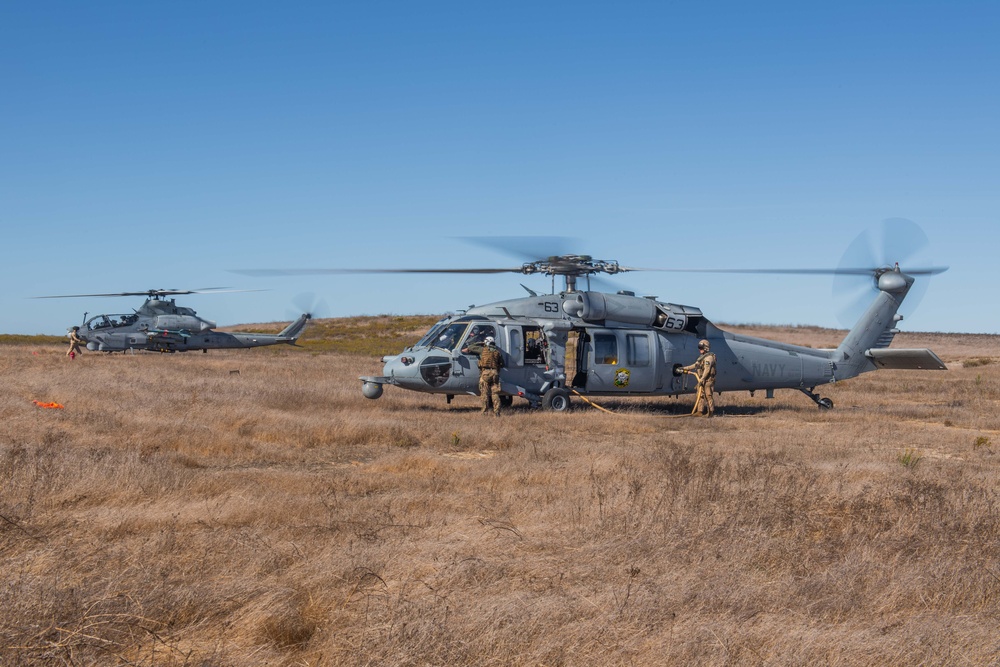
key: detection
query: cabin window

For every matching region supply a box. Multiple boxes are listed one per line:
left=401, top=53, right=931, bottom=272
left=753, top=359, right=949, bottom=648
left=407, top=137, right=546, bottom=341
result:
left=626, top=334, right=651, bottom=366
left=594, top=333, right=618, bottom=365
left=507, top=329, right=522, bottom=363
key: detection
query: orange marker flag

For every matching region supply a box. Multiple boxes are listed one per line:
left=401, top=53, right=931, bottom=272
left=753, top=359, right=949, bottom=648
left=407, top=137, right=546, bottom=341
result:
left=32, top=401, right=65, bottom=409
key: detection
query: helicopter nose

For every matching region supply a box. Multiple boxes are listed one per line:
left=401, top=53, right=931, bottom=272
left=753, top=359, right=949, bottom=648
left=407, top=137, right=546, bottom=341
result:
left=383, top=354, right=418, bottom=378
left=384, top=352, right=453, bottom=389
left=383, top=352, right=447, bottom=388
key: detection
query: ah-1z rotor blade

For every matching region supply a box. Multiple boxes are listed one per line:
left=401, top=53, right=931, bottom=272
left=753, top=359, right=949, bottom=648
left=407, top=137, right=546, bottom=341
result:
left=32, top=287, right=266, bottom=299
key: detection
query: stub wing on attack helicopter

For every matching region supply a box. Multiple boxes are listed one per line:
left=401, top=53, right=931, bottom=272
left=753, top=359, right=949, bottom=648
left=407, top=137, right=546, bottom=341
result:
left=233, top=223, right=948, bottom=411
left=35, top=288, right=311, bottom=353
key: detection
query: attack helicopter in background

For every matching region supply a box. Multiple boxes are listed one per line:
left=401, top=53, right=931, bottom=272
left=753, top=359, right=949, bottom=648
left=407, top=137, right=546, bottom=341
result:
left=235, top=221, right=948, bottom=411
left=35, top=288, right=311, bottom=353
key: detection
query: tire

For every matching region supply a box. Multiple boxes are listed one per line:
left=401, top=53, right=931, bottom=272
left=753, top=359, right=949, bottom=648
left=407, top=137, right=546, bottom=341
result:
left=542, top=387, right=571, bottom=412
left=817, top=397, right=834, bottom=410
left=499, top=395, right=514, bottom=409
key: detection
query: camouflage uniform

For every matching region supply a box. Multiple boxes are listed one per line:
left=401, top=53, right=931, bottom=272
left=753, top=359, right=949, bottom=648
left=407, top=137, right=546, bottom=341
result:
left=474, top=343, right=505, bottom=416
left=67, top=328, right=84, bottom=358
left=682, top=340, right=716, bottom=416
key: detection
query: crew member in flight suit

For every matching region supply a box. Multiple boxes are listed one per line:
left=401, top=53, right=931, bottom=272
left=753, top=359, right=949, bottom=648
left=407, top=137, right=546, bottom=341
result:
left=67, top=326, right=84, bottom=359
left=467, top=335, right=505, bottom=416
left=681, top=339, right=717, bottom=417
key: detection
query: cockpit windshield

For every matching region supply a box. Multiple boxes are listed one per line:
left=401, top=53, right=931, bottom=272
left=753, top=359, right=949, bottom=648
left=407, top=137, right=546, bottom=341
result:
left=85, top=313, right=139, bottom=331
left=415, top=318, right=450, bottom=348
left=428, top=323, right=469, bottom=351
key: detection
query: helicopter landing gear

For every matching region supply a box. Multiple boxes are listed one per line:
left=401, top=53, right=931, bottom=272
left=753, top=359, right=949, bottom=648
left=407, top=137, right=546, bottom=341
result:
left=799, top=387, right=834, bottom=410
left=542, top=387, right=571, bottom=412
left=499, top=395, right=514, bottom=409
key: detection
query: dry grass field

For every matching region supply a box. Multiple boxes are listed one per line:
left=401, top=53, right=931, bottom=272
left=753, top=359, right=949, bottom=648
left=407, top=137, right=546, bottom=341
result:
left=1, top=318, right=999, bottom=666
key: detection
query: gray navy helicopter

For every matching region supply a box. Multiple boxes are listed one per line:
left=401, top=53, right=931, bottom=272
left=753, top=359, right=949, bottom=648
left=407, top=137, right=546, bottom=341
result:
left=35, top=288, right=311, bottom=353
left=237, top=222, right=948, bottom=411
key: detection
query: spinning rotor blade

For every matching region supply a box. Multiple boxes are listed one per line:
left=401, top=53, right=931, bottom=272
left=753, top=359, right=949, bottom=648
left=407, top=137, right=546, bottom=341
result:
left=457, top=235, right=583, bottom=262
left=630, top=266, right=948, bottom=276
left=32, top=287, right=266, bottom=299
left=232, top=268, right=522, bottom=277
left=832, top=218, right=941, bottom=327
left=290, top=292, right=330, bottom=320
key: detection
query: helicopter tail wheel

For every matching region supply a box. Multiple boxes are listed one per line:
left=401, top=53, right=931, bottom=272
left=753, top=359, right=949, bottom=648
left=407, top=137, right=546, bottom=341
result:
left=542, top=387, right=571, bottom=412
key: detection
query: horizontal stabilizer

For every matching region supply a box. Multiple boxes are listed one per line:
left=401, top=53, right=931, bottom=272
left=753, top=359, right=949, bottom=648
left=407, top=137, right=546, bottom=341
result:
left=865, top=348, right=947, bottom=370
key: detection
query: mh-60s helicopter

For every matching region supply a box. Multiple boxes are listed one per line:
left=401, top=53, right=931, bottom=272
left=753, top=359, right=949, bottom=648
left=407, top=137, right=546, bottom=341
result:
left=237, top=223, right=948, bottom=411
left=35, top=288, right=311, bottom=353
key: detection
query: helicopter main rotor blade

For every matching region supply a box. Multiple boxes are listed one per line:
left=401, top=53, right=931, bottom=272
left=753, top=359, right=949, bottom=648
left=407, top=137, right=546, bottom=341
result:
left=632, top=266, right=949, bottom=276
left=231, top=268, right=525, bottom=277
left=31, top=287, right=267, bottom=299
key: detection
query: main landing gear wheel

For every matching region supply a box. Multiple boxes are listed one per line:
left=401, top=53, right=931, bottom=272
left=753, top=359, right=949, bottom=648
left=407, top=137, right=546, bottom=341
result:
left=542, top=387, right=571, bottom=412
left=800, top=388, right=834, bottom=410
left=499, top=395, right=513, bottom=409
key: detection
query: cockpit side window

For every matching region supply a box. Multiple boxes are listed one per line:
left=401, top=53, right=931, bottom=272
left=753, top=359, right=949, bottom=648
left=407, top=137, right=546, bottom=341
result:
left=460, top=324, right=496, bottom=352
left=431, top=323, right=469, bottom=351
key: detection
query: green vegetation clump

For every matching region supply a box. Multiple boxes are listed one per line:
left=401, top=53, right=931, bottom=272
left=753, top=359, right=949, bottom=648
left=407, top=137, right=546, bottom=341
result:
left=0, top=334, right=65, bottom=346
left=297, top=315, right=442, bottom=357
left=240, top=314, right=443, bottom=357
left=898, top=448, right=923, bottom=469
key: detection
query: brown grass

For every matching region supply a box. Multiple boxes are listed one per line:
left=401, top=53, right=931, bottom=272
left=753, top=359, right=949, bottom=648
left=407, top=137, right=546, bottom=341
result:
left=2, top=319, right=999, bottom=666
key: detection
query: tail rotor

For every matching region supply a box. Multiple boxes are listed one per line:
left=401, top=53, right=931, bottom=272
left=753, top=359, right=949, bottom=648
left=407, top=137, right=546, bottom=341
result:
left=832, top=218, right=940, bottom=328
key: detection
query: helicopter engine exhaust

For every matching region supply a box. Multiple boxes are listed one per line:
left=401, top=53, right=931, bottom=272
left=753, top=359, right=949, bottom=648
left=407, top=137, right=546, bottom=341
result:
left=562, top=292, right=660, bottom=326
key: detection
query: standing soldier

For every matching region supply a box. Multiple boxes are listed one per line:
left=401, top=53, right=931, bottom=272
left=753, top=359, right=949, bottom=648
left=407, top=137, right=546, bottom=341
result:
left=468, top=335, right=505, bottom=416
left=67, top=326, right=84, bottom=359
left=681, top=339, right=717, bottom=417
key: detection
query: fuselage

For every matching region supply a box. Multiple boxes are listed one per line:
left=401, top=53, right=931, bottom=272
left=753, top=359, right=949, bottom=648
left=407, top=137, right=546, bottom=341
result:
left=365, top=290, right=846, bottom=405
left=76, top=298, right=309, bottom=352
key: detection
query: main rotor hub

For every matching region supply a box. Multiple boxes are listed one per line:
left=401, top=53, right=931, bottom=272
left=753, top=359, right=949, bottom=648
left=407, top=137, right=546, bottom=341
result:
left=520, top=255, right=622, bottom=277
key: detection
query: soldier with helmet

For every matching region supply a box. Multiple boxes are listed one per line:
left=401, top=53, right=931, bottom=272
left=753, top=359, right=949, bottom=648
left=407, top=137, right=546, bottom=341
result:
left=460, top=325, right=487, bottom=354
left=681, top=339, right=717, bottom=417
left=66, top=326, right=84, bottom=359
left=466, top=335, right=505, bottom=416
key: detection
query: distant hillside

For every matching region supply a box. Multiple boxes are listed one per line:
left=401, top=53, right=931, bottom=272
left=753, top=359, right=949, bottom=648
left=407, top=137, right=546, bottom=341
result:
left=221, top=314, right=443, bottom=356
left=0, top=334, right=65, bottom=346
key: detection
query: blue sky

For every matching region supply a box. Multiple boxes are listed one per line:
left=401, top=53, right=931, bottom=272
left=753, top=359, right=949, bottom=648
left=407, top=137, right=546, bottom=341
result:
left=2, top=2, right=998, bottom=336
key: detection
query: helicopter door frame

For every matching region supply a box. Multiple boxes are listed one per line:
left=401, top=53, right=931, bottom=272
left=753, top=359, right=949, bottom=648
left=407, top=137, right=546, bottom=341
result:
left=453, top=322, right=500, bottom=382
left=581, top=328, right=657, bottom=393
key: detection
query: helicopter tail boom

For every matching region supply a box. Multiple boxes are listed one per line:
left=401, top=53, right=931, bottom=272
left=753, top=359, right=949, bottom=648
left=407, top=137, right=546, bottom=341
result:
left=834, top=269, right=945, bottom=377
left=276, top=313, right=311, bottom=342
